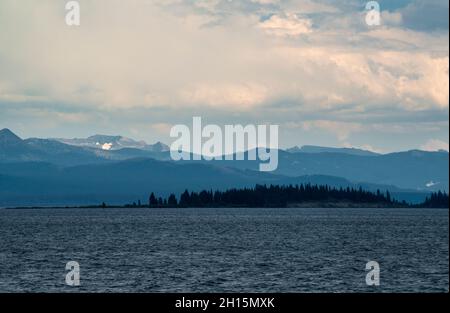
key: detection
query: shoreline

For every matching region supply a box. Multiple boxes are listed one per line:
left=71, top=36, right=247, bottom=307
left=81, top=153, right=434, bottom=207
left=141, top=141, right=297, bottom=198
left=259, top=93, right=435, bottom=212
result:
left=2, top=205, right=448, bottom=210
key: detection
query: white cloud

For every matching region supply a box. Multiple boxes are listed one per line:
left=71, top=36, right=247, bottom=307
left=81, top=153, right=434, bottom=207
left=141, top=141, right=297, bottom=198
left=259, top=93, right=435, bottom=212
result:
left=250, top=0, right=280, bottom=4
left=149, top=123, right=173, bottom=135
left=286, top=120, right=362, bottom=142
left=259, top=13, right=312, bottom=37
left=180, top=82, right=268, bottom=108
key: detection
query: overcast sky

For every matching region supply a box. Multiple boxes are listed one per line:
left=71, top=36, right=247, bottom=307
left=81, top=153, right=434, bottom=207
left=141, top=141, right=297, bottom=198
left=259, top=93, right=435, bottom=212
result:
left=0, top=0, right=448, bottom=152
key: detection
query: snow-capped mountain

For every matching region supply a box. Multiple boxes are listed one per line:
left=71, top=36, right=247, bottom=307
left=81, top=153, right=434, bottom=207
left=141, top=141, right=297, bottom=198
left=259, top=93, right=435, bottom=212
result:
left=54, top=134, right=169, bottom=152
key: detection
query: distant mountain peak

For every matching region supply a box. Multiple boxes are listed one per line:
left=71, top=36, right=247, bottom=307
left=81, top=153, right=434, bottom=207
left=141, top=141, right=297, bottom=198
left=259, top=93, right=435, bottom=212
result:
left=87, top=134, right=122, bottom=141
left=286, top=145, right=380, bottom=156
left=149, top=141, right=170, bottom=152
left=0, top=128, right=22, bottom=144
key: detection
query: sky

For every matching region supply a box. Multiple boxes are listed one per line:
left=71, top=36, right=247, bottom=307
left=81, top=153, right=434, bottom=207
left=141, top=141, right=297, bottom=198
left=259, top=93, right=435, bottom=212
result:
left=0, top=0, right=448, bottom=153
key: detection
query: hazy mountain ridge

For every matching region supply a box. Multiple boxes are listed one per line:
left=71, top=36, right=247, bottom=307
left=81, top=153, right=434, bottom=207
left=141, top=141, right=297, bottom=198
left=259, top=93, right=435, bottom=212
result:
left=0, top=128, right=448, bottom=206
left=0, top=159, right=430, bottom=207
left=186, top=149, right=449, bottom=192
left=286, top=145, right=380, bottom=156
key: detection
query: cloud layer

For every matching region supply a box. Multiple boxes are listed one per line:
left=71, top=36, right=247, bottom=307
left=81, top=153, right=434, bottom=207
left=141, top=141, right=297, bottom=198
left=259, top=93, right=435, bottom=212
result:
left=0, top=0, right=448, bottom=151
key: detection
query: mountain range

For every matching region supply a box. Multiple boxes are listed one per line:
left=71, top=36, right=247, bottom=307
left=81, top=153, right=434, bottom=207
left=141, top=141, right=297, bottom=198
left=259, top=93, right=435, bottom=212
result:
left=0, top=128, right=448, bottom=206
left=54, top=134, right=169, bottom=152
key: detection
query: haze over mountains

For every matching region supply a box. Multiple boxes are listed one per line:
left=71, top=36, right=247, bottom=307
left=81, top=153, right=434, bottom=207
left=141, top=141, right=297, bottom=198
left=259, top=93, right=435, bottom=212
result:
left=0, top=128, right=448, bottom=206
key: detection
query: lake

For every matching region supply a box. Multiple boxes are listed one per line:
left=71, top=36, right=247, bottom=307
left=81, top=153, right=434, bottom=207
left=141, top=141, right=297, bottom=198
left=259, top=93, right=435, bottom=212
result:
left=0, top=207, right=448, bottom=292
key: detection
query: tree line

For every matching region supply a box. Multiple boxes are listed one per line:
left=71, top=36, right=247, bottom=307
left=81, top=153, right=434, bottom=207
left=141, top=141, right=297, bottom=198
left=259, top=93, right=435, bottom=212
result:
left=418, top=191, right=449, bottom=208
left=119, top=184, right=448, bottom=208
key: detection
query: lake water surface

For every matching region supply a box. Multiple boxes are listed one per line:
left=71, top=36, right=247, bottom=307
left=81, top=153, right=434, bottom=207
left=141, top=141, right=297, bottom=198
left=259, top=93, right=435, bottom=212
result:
left=0, top=207, right=448, bottom=292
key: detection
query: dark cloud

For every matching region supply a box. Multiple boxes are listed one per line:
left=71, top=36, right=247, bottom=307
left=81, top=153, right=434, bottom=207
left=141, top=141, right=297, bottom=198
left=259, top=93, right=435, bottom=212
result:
left=400, top=0, right=449, bottom=31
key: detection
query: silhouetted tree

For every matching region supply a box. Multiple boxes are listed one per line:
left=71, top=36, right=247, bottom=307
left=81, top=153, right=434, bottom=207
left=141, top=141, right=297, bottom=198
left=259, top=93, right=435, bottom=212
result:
left=168, top=194, right=178, bottom=206
left=149, top=192, right=158, bottom=208
left=179, top=190, right=191, bottom=207
left=420, top=191, right=449, bottom=208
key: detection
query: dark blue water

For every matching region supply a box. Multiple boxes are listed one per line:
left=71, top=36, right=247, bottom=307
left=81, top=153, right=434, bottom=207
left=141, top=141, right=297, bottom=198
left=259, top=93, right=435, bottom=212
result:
left=0, top=207, right=448, bottom=292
